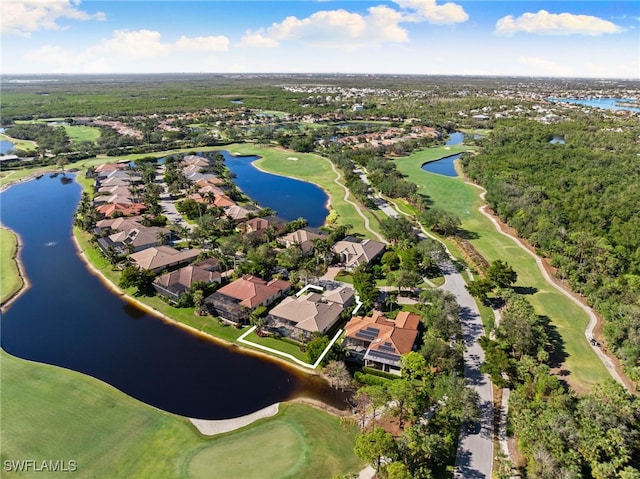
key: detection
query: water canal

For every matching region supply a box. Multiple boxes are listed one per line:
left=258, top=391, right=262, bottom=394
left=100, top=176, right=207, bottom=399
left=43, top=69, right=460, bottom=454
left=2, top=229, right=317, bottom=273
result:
left=0, top=174, right=345, bottom=419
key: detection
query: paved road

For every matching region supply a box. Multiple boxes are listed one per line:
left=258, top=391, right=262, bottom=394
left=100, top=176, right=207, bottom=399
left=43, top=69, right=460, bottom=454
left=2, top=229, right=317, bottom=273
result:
left=353, top=167, right=494, bottom=477
left=439, top=259, right=494, bottom=479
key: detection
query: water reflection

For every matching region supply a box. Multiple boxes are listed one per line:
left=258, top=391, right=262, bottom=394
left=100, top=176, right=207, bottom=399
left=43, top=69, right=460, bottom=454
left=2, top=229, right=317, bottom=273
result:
left=1, top=175, right=345, bottom=419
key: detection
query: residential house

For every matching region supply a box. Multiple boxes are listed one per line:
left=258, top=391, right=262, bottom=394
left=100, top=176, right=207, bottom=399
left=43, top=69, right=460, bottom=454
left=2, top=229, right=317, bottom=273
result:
left=343, top=310, right=421, bottom=375
left=153, top=258, right=223, bottom=302
left=268, top=285, right=355, bottom=340
left=97, top=225, right=170, bottom=255
left=331, top=237, right=386, bottom=271
left=205, top=275, right=291, bottom=325
left=224, top=204, right=255, bottom=222
left=96, top=202, right=146, bottom=218
left=128, top=245, right=202, bottom=273
left=279, top=228, right=325, bottom=253
left=240, top=216, right=286, bottom=240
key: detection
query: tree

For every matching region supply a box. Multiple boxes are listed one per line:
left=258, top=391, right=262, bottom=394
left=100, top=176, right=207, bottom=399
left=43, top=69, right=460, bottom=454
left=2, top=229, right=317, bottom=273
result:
left=386, top=461, right=412, bottom=479
left=352, top=269, right=379, bottom=309
left=381, top=250, right=401, bottom=272
left=465, top=278, right=494, bottom=302
left=497, top=292, right=547, bottom=359
left=192, top=289, right=205, bottom=313
left=380, top=216, right=417, bottom=245
left=118, top=265, right=154, bottom=294
left=400, top=351, right=428, bottom=386
left=486, top=259, right=518, bottom=288
left=324, top=360, right=352, bottom=391
left=354, top=427, right=397, bottom=471
left=306, top=335, right=330, bottom=364
left=387, top=379, right=419, bottom=427
left=389, top=269, right=422, bottom=296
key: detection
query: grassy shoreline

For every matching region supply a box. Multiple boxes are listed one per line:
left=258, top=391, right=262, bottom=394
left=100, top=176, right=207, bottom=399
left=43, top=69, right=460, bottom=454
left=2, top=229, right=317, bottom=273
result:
left=1, top=350, right=362, bottom=479
left=226, top=143, right=384, bottom=238
left=0, top=228, right=25, bottom=307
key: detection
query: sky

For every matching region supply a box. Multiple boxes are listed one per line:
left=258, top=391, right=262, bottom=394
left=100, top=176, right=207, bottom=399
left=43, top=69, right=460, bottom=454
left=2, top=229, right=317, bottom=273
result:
left=1, top=0, right=639, bottom=78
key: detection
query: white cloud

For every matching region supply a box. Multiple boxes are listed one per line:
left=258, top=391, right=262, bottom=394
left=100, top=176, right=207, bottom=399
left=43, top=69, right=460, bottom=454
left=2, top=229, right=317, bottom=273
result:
left=239, top=1, right=467, bottom=49
left=1, top=0, right=105, bottom=37
left=496, top=10, right=623, bottom=36
left=88, top=30, right=172, bottom=59
left=175, top=35, right=229, bottom=52
left=518, top=56, right=573, bottom=77
left=240, top=6, right=409, bottom=49
left=22, top=29, right=231, bottom=73
left=394, top=0, right=469, bottom=24
left=239, top=30, right=279, bottom=48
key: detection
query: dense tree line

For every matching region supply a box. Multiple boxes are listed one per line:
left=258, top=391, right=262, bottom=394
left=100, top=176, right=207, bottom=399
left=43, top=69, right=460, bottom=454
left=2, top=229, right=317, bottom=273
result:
left=462, top=117, right=640, bottom=381
left=6, top=123, right=70, bottom=155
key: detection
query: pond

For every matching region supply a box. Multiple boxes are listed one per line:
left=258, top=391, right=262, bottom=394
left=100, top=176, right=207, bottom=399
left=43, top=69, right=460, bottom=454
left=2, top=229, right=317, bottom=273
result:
left=0, top=140, right=15, bottom=155
left=420, top=132, right=464, bottom=177
left=219, top=150, right=329, bottom=227
left=0, top=175, right=345, bottom=419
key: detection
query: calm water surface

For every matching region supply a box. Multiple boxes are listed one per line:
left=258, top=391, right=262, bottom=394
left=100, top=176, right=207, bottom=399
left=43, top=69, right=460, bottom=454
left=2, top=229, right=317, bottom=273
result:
left=548, top=97, right=640, bottom=112
left=421, top=132, right=464, bottom=177
left=0, top=140, right=15, bottom=154
left=220, top=150, right=329, bottom=227
left=0, top=175, right=344, bottom=419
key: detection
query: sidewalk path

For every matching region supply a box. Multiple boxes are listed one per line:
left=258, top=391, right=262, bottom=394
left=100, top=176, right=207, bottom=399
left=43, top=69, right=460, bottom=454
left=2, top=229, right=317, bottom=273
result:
left=326, top=160, right=386, bottom=243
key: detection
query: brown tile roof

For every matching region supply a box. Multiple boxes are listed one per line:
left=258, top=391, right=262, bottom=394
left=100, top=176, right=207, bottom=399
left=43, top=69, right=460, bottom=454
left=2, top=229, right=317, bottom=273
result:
left=96, top=203, right=146, bottom=218
left=128, top=246, right=202, bottom=271
left=214, top=194, right=236, bottom=208
left=344, top=310, right=420, bottom=357
left=279, top=228, right=324, bottom=252
left=269, top=292, right=343, bottom=334
left=217, top=275, right=291, bottom=308
left=153, top=262, right=222, bottom=293
left=332, top=238, right=386, bottom=269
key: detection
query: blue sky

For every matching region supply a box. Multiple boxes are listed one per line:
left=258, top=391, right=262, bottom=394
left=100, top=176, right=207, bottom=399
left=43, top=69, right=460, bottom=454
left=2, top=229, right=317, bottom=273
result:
left=2, top=0, right=638, bottom=78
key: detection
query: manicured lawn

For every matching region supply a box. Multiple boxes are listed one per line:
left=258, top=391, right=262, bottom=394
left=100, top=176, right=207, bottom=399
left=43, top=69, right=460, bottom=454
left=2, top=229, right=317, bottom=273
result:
left=243, top=331, right=309, bottom=363
left=185, top=403, right=363, bottom=479
left=64, top=125, right=101, bottom=144
left=226, top=144, right=383, bottom=239
left=0, top=228, right=23, bottom=305
left=394, top=149, right=610, bottom=390
left=1, top=351, right=362, bottom=479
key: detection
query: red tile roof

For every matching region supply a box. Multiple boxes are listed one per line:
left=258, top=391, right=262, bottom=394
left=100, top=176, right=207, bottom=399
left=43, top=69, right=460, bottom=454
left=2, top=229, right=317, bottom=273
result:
left=345, top=310, right=420, bottom=357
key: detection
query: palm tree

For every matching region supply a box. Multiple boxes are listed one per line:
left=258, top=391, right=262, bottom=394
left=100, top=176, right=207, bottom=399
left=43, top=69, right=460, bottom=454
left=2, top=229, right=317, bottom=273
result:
left=156, top=231, right=170, bottom=246
left=311, top=238, right=333, bottom=267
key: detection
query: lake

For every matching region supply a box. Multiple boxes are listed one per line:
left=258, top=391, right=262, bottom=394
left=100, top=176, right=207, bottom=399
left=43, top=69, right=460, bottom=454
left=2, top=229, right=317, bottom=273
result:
left=0, top=175, right=345, bottom=419
left=219, top=150, right=329, bottom=227
left=421, top=132, right=465, bottom=177
left=548, top=97, right=640, bottom=113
